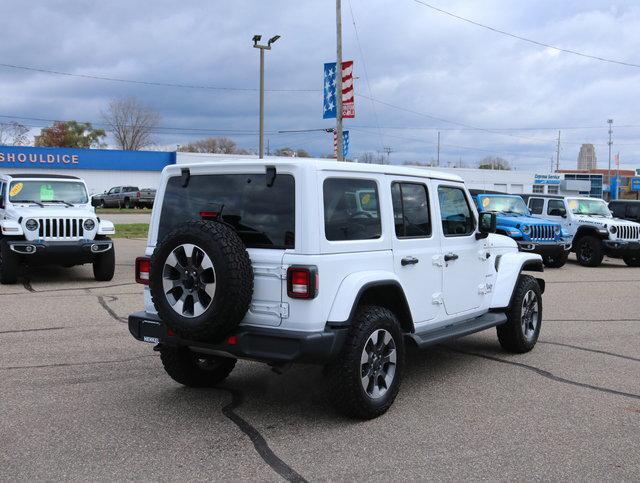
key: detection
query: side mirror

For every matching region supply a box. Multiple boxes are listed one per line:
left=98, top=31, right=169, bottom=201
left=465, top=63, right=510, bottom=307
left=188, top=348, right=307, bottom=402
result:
left=91, top=197, right=100, bottom=207
left=476, top=212, right=496, bottom=240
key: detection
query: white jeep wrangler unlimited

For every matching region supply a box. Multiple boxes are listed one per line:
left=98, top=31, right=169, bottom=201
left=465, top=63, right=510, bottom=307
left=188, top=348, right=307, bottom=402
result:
left=129, top=159, right=545, bottom=419
left=524, top=194, right=640, bottom=267
left=0, top=173, right=116, bottom=284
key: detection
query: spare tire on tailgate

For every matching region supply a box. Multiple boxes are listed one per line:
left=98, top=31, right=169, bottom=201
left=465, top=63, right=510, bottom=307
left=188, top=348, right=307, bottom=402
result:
left=149, top=220, right=253, bottom=342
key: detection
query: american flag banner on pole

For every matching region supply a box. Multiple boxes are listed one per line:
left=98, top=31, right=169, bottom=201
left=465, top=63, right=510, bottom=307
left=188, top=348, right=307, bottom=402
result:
left=323, top=61, right=355, bottom=119
left=333, top=130, right=350, bottom=158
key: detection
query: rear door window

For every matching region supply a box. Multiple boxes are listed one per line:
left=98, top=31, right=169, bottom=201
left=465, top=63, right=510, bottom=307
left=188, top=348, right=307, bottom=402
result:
left=547, top=200, right=566, bottom=216
left=391, top=182, right=431, bottom=238
left=627, top=204, right=640, bottom=220
left=323, top=178, right=381, bottom=241
left=158, top=174, right=295, bottom=249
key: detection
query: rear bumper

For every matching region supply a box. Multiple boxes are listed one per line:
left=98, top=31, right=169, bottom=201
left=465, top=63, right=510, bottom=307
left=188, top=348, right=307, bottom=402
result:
left=517, top=240, right=571, bottom=255
left=128, top=311, right=348, bottom=365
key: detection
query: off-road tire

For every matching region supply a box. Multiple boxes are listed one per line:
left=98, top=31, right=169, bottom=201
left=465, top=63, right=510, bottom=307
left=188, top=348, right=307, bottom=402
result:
left=326, top=306, right=405, bottom=420
left=93, top=246, right=115, bottom=281
left=497, top=275, right=542, bottom=353
left=542, top=251, right=568, bottom=268
left=149, top=220, right=253, bottom=342
left=0, top=241, right=19, bottom=284
left=160, top=346, right=236, bottom=387
left=622, top=254, right=640, bottom=267
left=575, top=235, right=604, bottom=267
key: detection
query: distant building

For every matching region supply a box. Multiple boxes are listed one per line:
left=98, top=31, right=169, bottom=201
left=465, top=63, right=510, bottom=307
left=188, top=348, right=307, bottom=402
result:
left=577, top=144, right=597, bottom=170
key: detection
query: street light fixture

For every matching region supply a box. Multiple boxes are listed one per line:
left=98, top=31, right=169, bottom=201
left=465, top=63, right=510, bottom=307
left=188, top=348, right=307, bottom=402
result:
left=253, top=33, right=280, bottom=159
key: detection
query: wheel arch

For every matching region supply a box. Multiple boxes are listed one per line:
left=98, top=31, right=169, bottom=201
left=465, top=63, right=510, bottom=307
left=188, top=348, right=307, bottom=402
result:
left=327, top=273, right=414, bottom=333
left=573, top=225, right=606, bottom=245
left=490, top=252, right=544, bottom=309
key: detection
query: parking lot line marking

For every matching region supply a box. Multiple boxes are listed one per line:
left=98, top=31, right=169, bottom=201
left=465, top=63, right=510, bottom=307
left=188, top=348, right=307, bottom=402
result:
left=444, top=346, right=640, bottom=401
left=0, top=354, right=157, bottom=371
left=0, top=326, right=65, bottom=335
left=539, top=341, right=640, bottom=363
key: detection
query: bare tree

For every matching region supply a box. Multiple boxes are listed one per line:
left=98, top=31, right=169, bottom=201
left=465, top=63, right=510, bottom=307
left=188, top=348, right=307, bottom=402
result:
left=478, top=156, right=511, bottom=170
left=178, top=136, right=248, bottom=154
left=102, top=97, right=160, bottom=150
left=0, top=122, right=29, bottom=146
left=359, top=152, right=387, bottom=164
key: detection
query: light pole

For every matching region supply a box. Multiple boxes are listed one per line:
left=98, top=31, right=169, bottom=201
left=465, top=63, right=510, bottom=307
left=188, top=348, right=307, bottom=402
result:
left=253, top=34, right=280, bottom=159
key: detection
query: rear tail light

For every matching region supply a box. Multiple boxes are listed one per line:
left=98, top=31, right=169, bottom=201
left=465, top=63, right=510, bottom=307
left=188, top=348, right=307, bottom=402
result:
left=287, top=266, right=318, bottom=299
left=135, top=256, right=151, bottom=285
left=136, top=191, right=141, bottom=199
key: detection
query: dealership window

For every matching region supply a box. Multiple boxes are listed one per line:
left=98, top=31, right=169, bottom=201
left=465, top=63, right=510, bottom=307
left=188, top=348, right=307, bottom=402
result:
left=529, top=198, right=544, bottom=215
left=324, top=178, right=381, bottom=241
left=532, top=185, right=544, bottom=194
left=437, top=186, right=475, bottom=236
left=547, top=185, right=559, bottom=194
left=391, top=182, right=431, bottom=238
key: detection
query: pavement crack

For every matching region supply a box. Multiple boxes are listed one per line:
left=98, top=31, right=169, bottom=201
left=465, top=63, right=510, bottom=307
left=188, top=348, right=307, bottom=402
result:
left=21, top=278, right=36, bottom=292
left=443, top=346, right=640, bottom=401
left=0, top=326, right=65, bottom=335
left=539, top=341, right=640, bottom=363
left=218, top=387, right=308, bottom=483
left=97, top=295, right=127, bottom=323
left=0, top=354, right=156, bottom=371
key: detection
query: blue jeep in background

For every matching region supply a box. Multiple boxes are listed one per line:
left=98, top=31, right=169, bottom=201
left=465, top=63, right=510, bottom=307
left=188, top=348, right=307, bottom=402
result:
left=470, top=191, right=572, bottom=268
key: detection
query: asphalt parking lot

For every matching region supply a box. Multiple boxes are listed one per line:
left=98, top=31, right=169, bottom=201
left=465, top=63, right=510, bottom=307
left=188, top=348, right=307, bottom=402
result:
left=1, top=239, right=639, bottom=480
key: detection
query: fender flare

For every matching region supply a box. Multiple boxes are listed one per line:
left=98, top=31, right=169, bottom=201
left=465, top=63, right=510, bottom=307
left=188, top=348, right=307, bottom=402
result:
left=490, top=252, right=543, bottom=309
left=97, top=219, right=116, bottom=236
left=0, top=219, right=23, bottom=237
left=327, top=270, right=413, bottom=331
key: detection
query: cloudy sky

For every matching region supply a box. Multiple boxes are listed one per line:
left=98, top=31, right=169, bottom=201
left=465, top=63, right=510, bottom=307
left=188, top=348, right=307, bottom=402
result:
left=2, top=0, right=640, bottom=170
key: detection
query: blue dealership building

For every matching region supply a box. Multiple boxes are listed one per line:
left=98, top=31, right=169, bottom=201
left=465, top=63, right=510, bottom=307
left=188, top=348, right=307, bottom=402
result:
left=0, top=145, right=176, bottom=195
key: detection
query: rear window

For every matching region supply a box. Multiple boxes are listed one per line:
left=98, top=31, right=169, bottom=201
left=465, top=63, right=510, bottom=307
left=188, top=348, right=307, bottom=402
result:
left=158, top=174, right=295, bottom=249
left=529, top=198, right=544, bottom=215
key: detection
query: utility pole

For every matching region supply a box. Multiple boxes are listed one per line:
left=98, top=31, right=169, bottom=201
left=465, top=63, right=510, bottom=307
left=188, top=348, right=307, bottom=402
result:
left=555, top=130, right=561, bottom=172
left=253, top=34, right=280, bottom=159
left=437, top=131, right=440, bottom=167
left=335, top=0, right=344, bottom=161
left=383, top=146, right=393, bottom=164
left=608, top=119, right=614, bottom=199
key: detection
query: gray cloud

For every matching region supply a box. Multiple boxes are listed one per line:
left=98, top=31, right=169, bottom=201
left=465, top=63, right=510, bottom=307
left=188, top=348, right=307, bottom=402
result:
left=1, top=0, right=639, bottom=170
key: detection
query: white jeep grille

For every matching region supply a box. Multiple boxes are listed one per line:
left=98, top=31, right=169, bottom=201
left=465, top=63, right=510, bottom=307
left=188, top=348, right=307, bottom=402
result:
left=530, top=225, right=555, bottom=241
left=616, top=224, right=640, bottom=240
left=36, top=218, right=86, bottom=240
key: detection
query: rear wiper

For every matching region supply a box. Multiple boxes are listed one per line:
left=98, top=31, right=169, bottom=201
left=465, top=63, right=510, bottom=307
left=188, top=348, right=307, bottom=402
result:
left=14, top=199, right=44, bottom=207
left=47, top=200, right=74, bottom=207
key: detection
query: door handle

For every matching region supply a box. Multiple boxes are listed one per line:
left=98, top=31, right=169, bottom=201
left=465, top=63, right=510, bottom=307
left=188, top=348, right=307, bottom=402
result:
left=401, top=256, right=419, bottom=266
left=444, top=253, right=459, bottom=262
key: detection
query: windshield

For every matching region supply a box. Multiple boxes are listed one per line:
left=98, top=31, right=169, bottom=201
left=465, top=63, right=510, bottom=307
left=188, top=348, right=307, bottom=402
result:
left=9, top=180, right=88, bottom=204
left=479, top=195, right=529, bottom=215
left=568, top=198, right=611, bottom=217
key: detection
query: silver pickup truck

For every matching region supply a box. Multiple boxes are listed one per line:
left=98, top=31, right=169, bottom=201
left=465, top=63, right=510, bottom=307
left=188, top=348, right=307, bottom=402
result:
left=92, top=186, right=156, bottom=209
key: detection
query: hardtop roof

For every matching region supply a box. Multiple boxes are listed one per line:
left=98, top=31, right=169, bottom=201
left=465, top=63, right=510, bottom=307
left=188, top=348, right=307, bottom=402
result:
left=170, top=156, right=464, bottom=183
left=0, top=173, right=81, bottom=180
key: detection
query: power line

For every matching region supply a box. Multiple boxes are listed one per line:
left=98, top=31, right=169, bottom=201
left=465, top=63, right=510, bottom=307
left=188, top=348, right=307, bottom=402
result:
left=347, top=0, right=384, bottom=151
left=412, top=0, right=640, bottom=69
left=0, top=62, right=319, bottom=93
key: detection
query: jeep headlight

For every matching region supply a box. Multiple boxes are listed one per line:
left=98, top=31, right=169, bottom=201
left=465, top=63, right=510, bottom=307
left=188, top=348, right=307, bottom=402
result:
left=521, top=225, right=531, bottom=235
left=83, top=219, right=96, bottom=231
left=25, top=219, right=39, bottom=231
left=610, top=225, right=618, bottom=234
left=554, top=225, right=561, bottom=235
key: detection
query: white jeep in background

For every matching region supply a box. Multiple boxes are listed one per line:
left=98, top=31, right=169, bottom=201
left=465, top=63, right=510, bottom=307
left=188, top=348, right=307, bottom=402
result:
left=525, top=194, right=640, bottom=267
left=129, top=159, right=545, bottom=419
left=0, top=173, right=116, bottom=284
